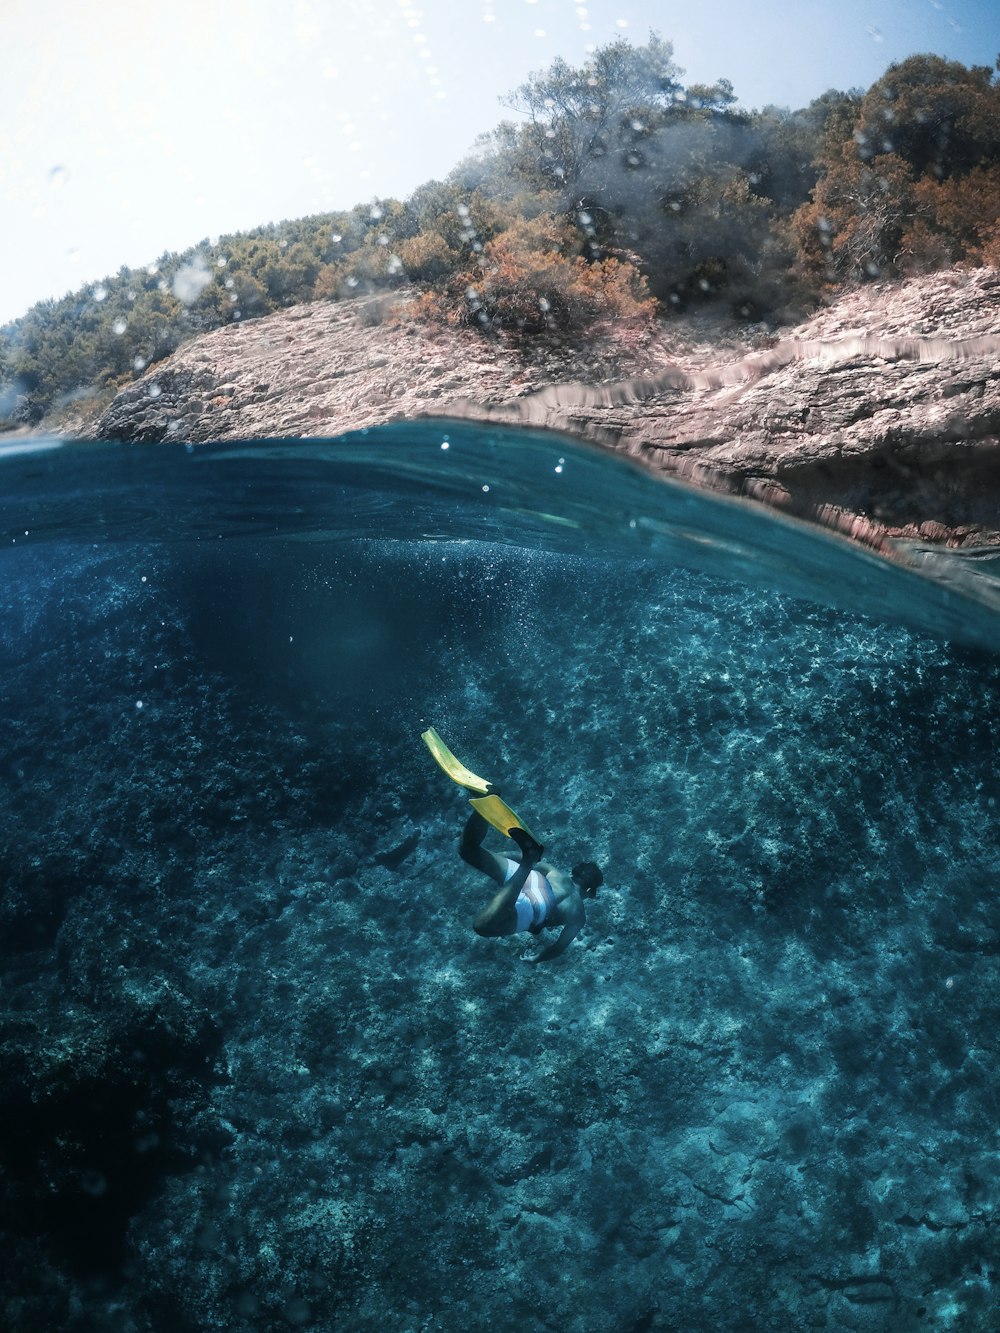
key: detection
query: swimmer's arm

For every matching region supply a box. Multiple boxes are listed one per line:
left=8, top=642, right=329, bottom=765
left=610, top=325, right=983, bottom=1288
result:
left=526, top=905, right=584, bottom=964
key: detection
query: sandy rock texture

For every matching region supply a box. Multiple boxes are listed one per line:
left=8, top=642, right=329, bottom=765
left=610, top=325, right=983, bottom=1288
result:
left=91, top=268, right=1000, bottom=547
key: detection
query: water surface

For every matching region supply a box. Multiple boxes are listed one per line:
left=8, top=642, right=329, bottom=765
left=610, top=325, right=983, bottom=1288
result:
left=2, top=423, right=999, bottom=1332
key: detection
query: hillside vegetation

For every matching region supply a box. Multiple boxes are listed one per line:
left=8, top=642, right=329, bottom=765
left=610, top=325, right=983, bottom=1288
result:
left=2, top=34, right=998, bottom=428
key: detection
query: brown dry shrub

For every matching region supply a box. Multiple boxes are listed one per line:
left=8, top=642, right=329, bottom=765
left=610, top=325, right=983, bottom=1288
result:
left=396, top=231, right=460, bottom=281
left=914, top=166, right=1000, bottom=263
left=412, top=213, right=655, bottom=336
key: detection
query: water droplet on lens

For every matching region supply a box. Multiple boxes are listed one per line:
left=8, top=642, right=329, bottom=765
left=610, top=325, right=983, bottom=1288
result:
left=171, top=259, right=212, bottom=304
left=79, top=1170, right=107, bottom=1197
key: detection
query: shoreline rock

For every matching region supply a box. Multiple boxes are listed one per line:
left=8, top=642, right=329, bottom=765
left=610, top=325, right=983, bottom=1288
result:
left=82, top=268, right=1000, bottom=548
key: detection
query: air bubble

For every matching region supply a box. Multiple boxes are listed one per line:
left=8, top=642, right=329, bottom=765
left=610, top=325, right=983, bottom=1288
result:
left=112, top=318, right=127, bottom=335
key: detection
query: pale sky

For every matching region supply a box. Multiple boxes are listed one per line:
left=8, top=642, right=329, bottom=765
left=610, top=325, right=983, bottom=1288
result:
left=1, top=0, right=997, bottom=324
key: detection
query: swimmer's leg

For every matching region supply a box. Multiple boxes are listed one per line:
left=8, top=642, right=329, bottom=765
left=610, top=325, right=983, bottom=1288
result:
left=460, top=808, right=507, bottom=886
left=458, top=808, right=524, bottom=937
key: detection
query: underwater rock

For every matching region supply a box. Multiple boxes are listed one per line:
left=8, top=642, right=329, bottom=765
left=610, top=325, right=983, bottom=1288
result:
left=374, top=829, right=421, bottom=869
left=0, top=979, right=225, bottom=1277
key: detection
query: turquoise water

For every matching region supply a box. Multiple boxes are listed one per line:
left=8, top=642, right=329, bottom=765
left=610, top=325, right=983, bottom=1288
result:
left=3, top=423, right=1000, bottom=1330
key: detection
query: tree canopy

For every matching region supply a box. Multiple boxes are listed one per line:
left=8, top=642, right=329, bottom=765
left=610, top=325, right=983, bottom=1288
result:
left=2, top=37, right=998, bottom=427
left=794, top=54, right=1000, bottom=280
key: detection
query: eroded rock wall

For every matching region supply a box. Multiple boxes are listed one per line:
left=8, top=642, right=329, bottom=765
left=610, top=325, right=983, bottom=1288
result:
left=89, top=269, right=1000, bottom=546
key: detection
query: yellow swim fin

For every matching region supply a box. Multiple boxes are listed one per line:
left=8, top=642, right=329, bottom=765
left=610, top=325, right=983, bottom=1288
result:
left=422, top=728, right=542, bottom=850
left=469, top=794, right=541, bottom=850
left=421, top=727, right=490, bottom=795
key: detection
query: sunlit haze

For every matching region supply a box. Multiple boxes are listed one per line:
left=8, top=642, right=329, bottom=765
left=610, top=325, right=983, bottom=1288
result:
left=2, top=0, right=996, bottom=323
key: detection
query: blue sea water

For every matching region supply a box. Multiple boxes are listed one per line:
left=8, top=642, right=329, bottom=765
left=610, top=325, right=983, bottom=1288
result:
left=3, top=421, right=1000, bottom=1331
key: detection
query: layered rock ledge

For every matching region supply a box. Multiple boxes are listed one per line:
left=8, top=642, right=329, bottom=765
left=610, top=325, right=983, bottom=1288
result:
left=88, top=267, right=1000, bottom=548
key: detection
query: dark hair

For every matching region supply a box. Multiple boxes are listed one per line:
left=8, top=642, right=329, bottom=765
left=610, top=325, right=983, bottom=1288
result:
left=572, top=862, right=604, bottom=896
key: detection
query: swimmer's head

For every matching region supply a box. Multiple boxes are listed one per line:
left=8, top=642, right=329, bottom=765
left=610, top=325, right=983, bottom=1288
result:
left=572, top=862, right=604, bottom=898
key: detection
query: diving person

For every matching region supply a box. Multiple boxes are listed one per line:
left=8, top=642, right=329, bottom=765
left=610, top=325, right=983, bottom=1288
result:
left=459, top=805, right=603, bottom=963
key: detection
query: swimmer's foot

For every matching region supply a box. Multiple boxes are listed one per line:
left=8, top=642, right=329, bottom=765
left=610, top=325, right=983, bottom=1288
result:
left=509, top=827, right=544, bottom=862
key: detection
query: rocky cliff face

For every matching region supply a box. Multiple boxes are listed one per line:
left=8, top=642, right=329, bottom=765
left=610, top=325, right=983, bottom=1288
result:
left=90, top=268, right=1000, bottom=548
